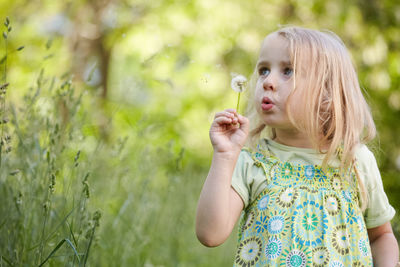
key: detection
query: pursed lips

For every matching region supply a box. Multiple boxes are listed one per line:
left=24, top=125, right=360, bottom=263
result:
left=261, top=97, right=274, bottom=111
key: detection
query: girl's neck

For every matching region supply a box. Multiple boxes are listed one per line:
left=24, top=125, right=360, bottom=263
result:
left=272, top=128, right=314, bottom=149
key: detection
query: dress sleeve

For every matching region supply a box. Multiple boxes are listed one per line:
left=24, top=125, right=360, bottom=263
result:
left=356, top=145, right=396, bottom=228
left=231, top=149, right=254, bottom=208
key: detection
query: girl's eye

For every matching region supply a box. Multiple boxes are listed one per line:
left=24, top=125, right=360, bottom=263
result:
left=259, top=67, right=270, bottom=76
left=283, top=67, right=293, bottom=76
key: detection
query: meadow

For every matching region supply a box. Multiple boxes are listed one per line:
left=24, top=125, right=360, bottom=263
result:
left=1, top=0, right=400, bottom=266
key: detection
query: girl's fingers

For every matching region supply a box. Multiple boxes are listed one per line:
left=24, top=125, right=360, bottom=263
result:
left=214, top=110, right=236, bottom=120
left=237, top=114, right=250, bottom=132
left=213, top=116, right=237, bottom=126
left=224, top=108, right=237, bottom=114
left=236, top=114, right=247, bottom=124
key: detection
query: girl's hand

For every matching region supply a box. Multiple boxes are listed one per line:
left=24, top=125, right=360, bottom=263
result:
left=209, top=109, right=249, bottom=155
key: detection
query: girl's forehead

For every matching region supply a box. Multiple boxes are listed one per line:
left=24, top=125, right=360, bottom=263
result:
left=261, top=32, right=289, bottom=49
left=258, top=33, right=291, bottom=63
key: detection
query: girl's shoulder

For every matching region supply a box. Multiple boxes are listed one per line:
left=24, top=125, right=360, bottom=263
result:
left=354, top=144, right=381, bottom=188
left=354, top=144, right=378, bottom=170
left=238, top=147, right=257, bottom=165
left=242, top=139, right=276, bottom=163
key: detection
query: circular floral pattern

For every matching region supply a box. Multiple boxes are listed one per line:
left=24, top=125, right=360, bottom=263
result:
left=293, top=200, right=327, bottom=247
left=255, top=215, right=268, bottom=233
left=269, top=163, right=280, bottom=181
left=241, top=210, right=255, bottom=231
left=330, top=260, right=345, bottom=267
left=324, top=194, right=341, bottom=216
left=265, top=236, right=282, bottom=260
left=283, top=249, right=308, bottom=267
left=355, top=215, right=366, bottom=232
left=358, top=238, right=369, bottom=257
left=280, top=244, right=312, bottom=267
left=281, top=162, right=294, bottom=179
left=312, top=247, right=329, bottom=267
left=235, top=236, right=263, bottom=266
left=304, top=165, right=315, bottom=179
left=332, top=225, right=350, bottom=255
left=315, top=168, right=327, bottom=182
left=298, top=185, right=310, bottom=192
left=254, top=152, right=265, bottom=163
left=346, top=207, right=358, bottom=225
left=267, top=215, right=285, bottom=235
left=352, top=261, right=363, bottom=266
left=263, top=210, right=290, bottom=237
left=332, top=174, right=342, bottom=191
left=258, top=194, right=270, bottom=211
left=272, top=163, right=296, bottom=186
left=276, top=187, right=298, bottom=208
left=342, top=190, right=352, bottom=202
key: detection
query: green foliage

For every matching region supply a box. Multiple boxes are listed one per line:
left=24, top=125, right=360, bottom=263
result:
left=0, top=0, right=399, bottom=265
left=0, top=18, right=99, bottom=265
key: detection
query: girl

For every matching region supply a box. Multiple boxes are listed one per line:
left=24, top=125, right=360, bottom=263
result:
left=196, top=26, right=399, bottom=266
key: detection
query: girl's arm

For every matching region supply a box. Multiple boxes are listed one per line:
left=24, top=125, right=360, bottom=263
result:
left=368, top=221, right=399, bottom=266
left=196, top=109, right=249, bottom=247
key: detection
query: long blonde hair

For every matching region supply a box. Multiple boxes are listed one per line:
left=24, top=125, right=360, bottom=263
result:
left=246, top=26, right=376, bottom=210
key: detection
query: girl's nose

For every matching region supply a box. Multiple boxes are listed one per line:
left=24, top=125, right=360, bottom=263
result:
left=263, top=74, right=276, bottom=91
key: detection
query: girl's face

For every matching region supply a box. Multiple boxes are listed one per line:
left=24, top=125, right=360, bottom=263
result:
left=254, top=33, right=298, bottom=130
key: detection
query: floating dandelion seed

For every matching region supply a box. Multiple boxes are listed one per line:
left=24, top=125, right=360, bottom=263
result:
left=231, top=74, right=247, bottom=112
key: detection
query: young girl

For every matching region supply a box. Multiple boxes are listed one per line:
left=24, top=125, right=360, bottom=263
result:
left=196, top=26, right=399, bottom=266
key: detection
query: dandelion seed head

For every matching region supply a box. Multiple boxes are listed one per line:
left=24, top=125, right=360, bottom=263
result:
left=231, top=73, right=247, bottom=93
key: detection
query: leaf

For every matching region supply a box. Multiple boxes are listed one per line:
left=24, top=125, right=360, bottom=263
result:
left=17, top=46, right=24, bottom=51
left=2, top=32, right=7, bottom=40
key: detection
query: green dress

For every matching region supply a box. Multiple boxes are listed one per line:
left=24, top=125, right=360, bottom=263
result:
left=233, top=145, right=373, bottom=266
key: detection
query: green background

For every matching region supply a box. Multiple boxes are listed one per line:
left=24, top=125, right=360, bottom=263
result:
left=0, top=0, right=399, bottom=266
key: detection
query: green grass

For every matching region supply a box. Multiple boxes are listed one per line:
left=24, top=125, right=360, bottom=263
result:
left=0, top=73, right=237, bottom=265
left=0, top=18, right=237, bottom=266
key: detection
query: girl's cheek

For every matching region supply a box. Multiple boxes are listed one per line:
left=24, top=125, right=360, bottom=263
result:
left=253, top=97, right=262, bottom=112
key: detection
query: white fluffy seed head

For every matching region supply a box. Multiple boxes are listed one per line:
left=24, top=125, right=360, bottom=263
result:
left=230, top=74, right=247, bottom=93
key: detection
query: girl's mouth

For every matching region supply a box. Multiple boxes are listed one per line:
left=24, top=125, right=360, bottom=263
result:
left=261, top=97, right=274, bottom=111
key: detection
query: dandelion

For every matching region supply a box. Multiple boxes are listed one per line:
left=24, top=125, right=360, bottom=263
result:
left=231, top=74, right=247, bottom=112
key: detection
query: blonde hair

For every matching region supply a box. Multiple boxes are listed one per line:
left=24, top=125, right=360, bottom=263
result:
left=246, top=26, right=376, bottom=210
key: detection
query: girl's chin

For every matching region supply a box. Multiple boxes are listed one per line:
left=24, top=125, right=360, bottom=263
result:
left=261, top=119, right=295, bottom=130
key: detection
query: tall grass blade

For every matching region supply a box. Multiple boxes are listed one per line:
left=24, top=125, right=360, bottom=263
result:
left=66, top=220, right=78, bottom=247
left=28, top=209, right=75, bottom=251
left=38, top=238, right=80, bottom=267
left=0, top=218, right=6, bottom=230
left=82, top=228, right=95, bottom=267
left=43, top=208, right=75, bottom=243
left=0, top=255, right=12, bottom=266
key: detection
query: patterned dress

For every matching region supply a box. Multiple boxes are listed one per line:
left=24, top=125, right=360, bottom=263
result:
left=233, top=146, right=373, bottom=266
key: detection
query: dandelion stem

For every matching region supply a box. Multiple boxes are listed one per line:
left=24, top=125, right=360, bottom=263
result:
left=236, top=92, right=241, bottom=112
